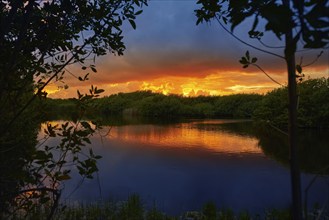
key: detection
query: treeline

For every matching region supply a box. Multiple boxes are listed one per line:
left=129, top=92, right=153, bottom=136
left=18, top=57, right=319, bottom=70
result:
left=253, top=77, right=329, bottom=128
left=43, top=92, right=261, bottom=119
left=43, top=78, right=329, bottom=128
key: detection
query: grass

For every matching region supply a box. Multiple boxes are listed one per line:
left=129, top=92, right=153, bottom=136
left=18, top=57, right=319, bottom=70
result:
left=5, top=195, right=327, bottom=220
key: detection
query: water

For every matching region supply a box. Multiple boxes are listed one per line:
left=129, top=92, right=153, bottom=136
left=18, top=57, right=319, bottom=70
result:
left=40, top=119, right=329, bottom=215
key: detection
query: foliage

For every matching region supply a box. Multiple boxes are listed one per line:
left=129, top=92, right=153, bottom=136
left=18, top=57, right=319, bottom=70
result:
left=254, top=78, right=329, bottom=129
left=213, top=94, right=260, bottom=118
left=117, top=194, right=144, bottom=220
left=253, top=87, right=289, bottom=128
left=44, top=78, right=329, bottom=129
left=45, top=91, right=263, bottom=119
left=4, top=195, right=178, bottom=220
left=0, top=0, right=147, bottom=218
left=297, top=78, right=329, bottom=128
left=138, top=94, right=183, bottom=117
left=195, top=2, right=328, bottom=217
left=194, top=0, right=329, bottom=126
left=195, top=0, right=328, bottom=48
left=1, top=87, right=105, bottom=219
left=202, top=201, right=217, bottom=220
left=254, top=123, right=329, bottom=175
left=5, top=191, right=327, bottom=219
left=0, top=0, right=148, bottom=119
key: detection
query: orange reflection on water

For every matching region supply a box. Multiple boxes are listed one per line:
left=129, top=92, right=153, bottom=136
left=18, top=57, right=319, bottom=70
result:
left=107, top=120, right=262, bottom=154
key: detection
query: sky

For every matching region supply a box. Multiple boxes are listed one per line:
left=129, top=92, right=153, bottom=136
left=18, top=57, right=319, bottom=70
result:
left=47, top=1, right=329, bottom=98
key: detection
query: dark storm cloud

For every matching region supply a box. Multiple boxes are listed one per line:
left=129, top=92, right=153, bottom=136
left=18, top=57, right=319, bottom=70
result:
left=53, top=1, right=328, bottom=98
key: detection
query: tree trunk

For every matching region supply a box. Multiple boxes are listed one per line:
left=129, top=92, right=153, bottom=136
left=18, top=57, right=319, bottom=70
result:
left=284, top=1, right=303, bottom=219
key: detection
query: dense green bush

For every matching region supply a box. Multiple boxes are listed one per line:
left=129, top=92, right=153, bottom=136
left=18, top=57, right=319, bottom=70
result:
left=44, top=78, right=329, bottom=128
left=253, top=78, right=329, bottom=128
left=95, top=92, right=262, bottom=118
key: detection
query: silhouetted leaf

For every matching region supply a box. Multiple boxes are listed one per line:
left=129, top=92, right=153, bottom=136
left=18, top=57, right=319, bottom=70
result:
left=135, top=10, right=143, bottom=15
left=296, top=65, right=302, bottom=74
left=95, top=89, right=105, bottom=94
left=83, top=138, right=91, bottom=144
left=90, top=66, right=97, bottom=73
left=57, top=174, right=71, bottom=181
left=246, top=51, right=250, bottom=61
left=129, top=19, right=136, bottom=29
left=239, top=57, right=248, bottom=65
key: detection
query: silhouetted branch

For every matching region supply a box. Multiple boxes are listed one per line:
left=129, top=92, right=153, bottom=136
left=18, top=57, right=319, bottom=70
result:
left=301, top=51, right=324, bottom=68
left=251, top=63, right=284, bottom=86
left=257, top=39, right=285, bottom=49
left=215, top=17, right=285, bottom=59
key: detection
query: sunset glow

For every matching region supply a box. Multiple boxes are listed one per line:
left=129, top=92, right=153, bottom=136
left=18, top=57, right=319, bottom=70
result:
left=46, top=66, right=328, bottom=99
left=106, top=122, right=262, bottom=154
left=43, top=85, right=61, bottom=96
left=45, top=1, right=329, bottom=99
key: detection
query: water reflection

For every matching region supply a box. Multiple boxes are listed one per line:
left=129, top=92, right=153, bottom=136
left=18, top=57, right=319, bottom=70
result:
left=39, top=119, right=328, bottom=215
left=255, top=125, right=329, bottom=175
left=107, top=120, right=262, bottom=154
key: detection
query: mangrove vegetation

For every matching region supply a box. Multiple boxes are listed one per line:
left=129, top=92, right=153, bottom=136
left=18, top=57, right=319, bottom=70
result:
left=44, top=78, right=329, bottom=129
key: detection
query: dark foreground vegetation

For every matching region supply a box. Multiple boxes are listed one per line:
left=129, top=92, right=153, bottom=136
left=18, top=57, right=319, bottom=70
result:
left=6, top=194, right=295, bottom=220
left=8, top=193, right=329, bottom=220
left=44, top=78, right=329, bottom=129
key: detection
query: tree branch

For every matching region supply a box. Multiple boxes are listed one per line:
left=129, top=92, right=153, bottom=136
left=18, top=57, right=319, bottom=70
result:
left=215, top=17, right=285, bottom=59
left=252, top=63, right=284, bottom=86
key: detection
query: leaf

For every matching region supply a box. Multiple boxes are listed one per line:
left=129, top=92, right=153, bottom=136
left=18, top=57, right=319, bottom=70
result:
left=251, top=15, right=259, bottom=33
left=90, top=66, right=97, bottom=73
left=84, top=73, right=90, bottom=81
left=239, top=57, right=248, bottom=65
left=251, top=57, right=258, bottom=63
left=95, top=89, right=105, bottom=94
left=71, top=112, right=79, bottom=123
left=222, top=16, right=228, bottom=24
left=196, top=18, right=202, bottom=25
left=36, top=66, right=47, bottom=73
left=82, top=66, right=87, bottom=70
left=40, top=197, right=50, bottom=204
left=261, top=3, right=294, bottom=39
left=77, top=90, right=82, bottom=99
left=47, top=164, right=56, bottom=169
left=133, top=0, right=140, bottom=7
left=135, top=10, right=143, bottom=15
left=296, top=65, right=302, bottom=73
left=245, top=51, right=250, bottom=61
left=129, top=19, right=136, bottom=29
left=83, top=138, right=91, bottom=144
left=57, top=174, right=71, bottom=181
left=81, top=121, right=91, bottom=130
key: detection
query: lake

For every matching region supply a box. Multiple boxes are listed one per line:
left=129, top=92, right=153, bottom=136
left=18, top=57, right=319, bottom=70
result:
left=40, top=119, right=329, bottom=215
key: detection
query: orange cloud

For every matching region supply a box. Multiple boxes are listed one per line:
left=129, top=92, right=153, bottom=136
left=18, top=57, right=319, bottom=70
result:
left=44, top=0, right=328, bottom=99
left=46, top=64, right=328, bottom=99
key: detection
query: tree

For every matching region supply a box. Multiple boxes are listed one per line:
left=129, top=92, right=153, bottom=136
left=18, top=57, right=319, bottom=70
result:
left=195, top=0, right=328, bottom=219
left=254, top=78, right=329, bottom=128
left=0, top=0, right=147, bottom=218
left=0, top=0, right=147, bottom=128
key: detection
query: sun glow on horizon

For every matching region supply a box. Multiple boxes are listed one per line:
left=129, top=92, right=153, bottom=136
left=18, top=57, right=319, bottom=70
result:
left=47, top=72, right=282, bottom=98
left=46, top=66, right=328, bottom=99
left=106, top=121, right=263, bottom=154
left=42, top=85, right=61, bottom=96
left=135, top=72, right=283, bottom=97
